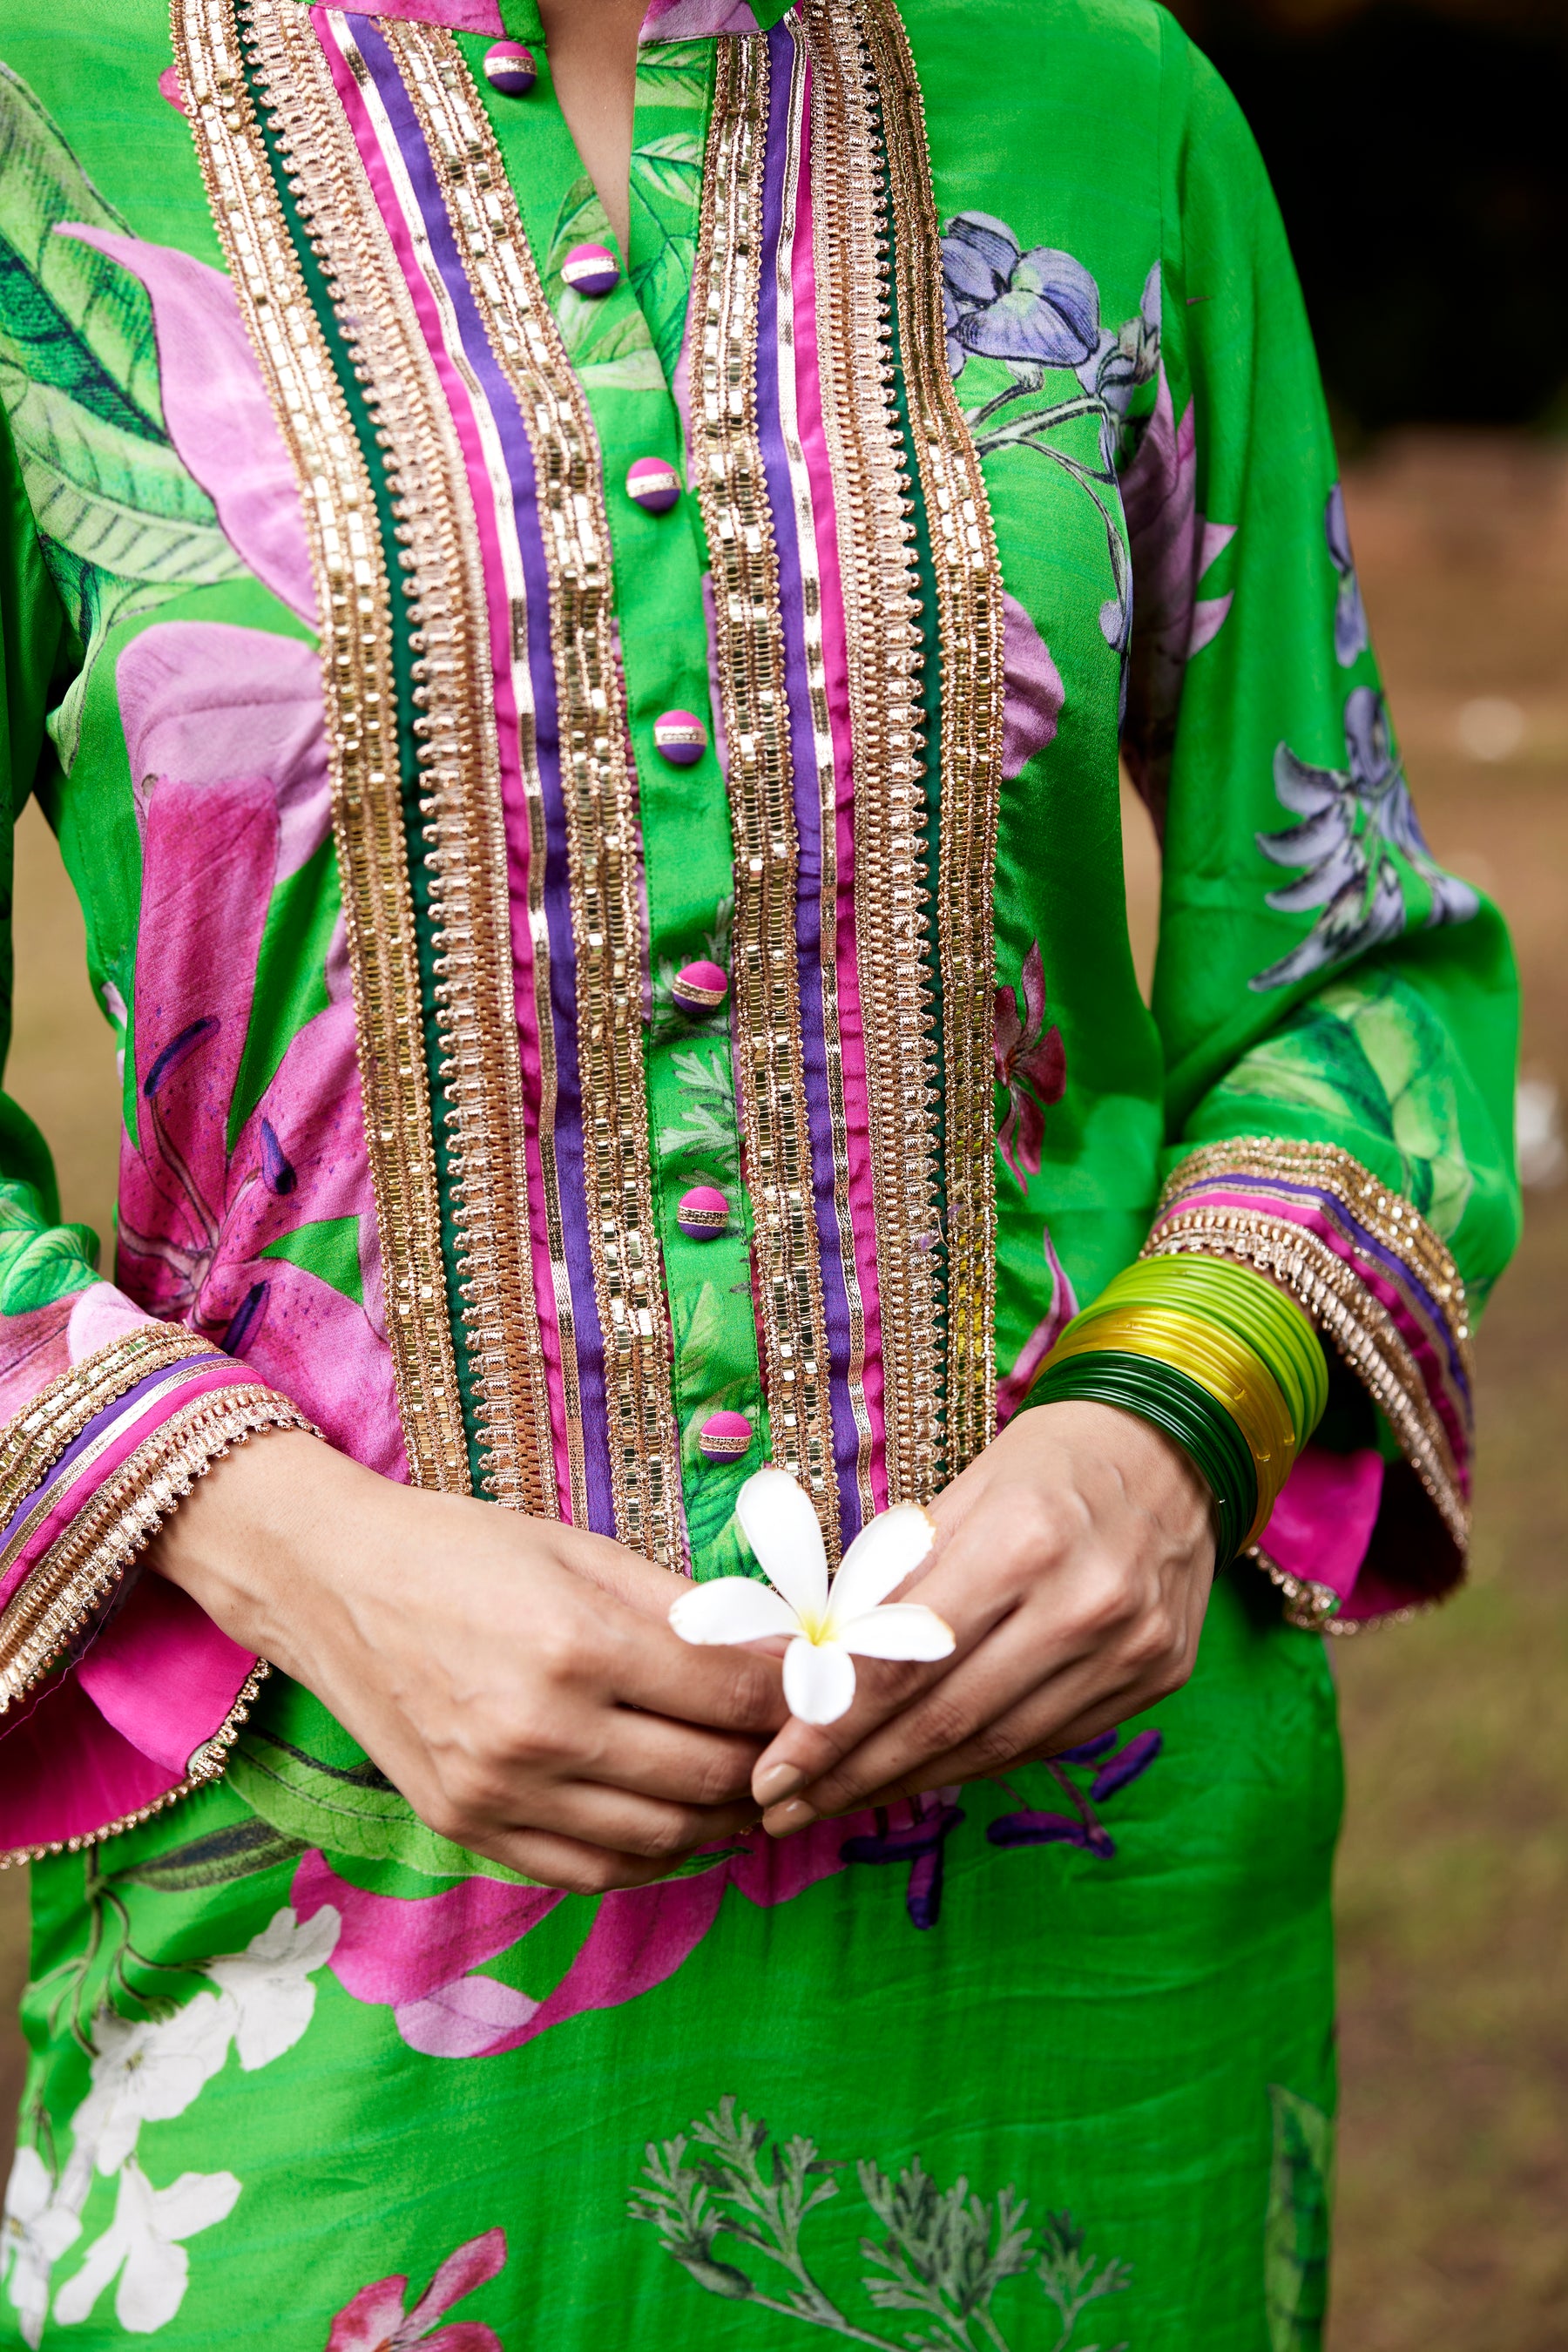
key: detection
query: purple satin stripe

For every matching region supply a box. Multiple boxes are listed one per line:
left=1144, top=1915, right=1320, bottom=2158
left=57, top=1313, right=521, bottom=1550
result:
left=0, top=1351, right=213, bottom=1555
left=756, top=22, right=863, bottom=1547
left=1174, top=1171, right=1470, bottom=1406
left=350, top=24, right=614, bottom=1532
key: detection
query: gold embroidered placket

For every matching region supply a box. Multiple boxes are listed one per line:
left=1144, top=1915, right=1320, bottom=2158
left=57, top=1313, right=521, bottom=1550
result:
left=692, top=35, right=842, bottom=1539
left=801, top=0, right=942, bottom=1504
left=859, top=0, right=1004, bottom=1477
left=304, top=8, right=556, bottom=1516
left=389, top=26, right=685, bottom=1566
left=175, top=0, right=470, bottom=1491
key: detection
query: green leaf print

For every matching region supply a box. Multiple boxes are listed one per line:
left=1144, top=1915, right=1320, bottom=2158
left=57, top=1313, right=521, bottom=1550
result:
left=1265, top=2085, right=1332, bottom=2352
left=633, top=41, right=713, bottom=110
left=225, top=1728, right=540, bottom=1884
left=1215, top=968, right=1472, bottom=1234
left=0, top=1222, right=98, bottom=1315
left=113, top=1816, right=308, bottom=1893
left=629, top=131, right=703, bottom=381
left=0, top=61, right=164, bottom=429
left=628, top=2100, right=1134, bottom=2352
left=0, top=61, right=246, bottom=769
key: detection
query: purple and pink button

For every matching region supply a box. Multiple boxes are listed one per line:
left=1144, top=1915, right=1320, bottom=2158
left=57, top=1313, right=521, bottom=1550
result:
left=699, top=1409, right=754, bottom=1463
left=482, top=41, right=537, bottom=96
left=653, top=710, right=708, bottom=767
left=678, top=1186, right=731, bottom=1241
left=562, top=241, right=620, bottom=299
left=671, top=960, right=729, bottom=1017
left=626, top=456, right=682, bottom=516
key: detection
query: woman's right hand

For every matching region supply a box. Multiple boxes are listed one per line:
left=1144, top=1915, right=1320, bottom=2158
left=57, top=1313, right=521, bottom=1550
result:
left=148, top=1429, right=787, bottom=1893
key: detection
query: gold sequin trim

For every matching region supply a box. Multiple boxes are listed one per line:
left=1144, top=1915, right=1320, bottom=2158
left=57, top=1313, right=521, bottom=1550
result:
left=390, top=25, right=684, bottom=1563
left=692, top=35, right=841, bottom=1537
left=801, top=0, right=941, bottom=1504
left=857, top=0, right=1005, bottom=1477
left=0, top=1663, right=272, bottom=1871
left=176, top=0, right=468, bottom=1490
left=267, top=8, right=553, bottom=1513
left=1158, top=1137, right=1472, bottom=1374
left=0, top=1325, right=222, bottom=1530
left=1145, top=1203, right=1469, bottom=1551
left=0, top=1389, right=314, bottom=1713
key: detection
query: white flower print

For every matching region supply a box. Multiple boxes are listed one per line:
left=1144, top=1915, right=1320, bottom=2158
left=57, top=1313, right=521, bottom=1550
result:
left=205, top=1903, right=341, bottom=2072
left=670, top=1467, right=953, bottom=1725
left=52, top=2160, right=240, bottom=2335
left=71, top=1994, right=234, bottom=2180
left=2, top=2147, right=84, bottom=2349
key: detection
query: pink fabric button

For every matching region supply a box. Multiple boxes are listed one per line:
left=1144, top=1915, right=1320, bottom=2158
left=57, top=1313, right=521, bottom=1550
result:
left=699, top=1410, right=754, bottom=1463
left=654, top=709, right=708, bottom=767
left=672, top=959, right=729, bottom=1016
left=562, top=241, right=620, bottom=298
left=481, top=39, right=537, bottom=93
left=678, top=1186, right=731, bottom=1240
left=626, top=456, right=682, bottom=515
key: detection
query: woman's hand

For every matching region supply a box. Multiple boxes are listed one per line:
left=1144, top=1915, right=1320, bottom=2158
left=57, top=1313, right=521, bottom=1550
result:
left=150, top=1430, right=787, bottom=1893
left=747, top=1399, right=1216, bottom=1830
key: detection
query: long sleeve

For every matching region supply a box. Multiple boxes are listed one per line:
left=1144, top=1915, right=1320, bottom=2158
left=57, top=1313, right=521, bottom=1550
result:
left=1120, top=23, right=1519, bottom=1628
left=0, top=408, right=310, bottom=1859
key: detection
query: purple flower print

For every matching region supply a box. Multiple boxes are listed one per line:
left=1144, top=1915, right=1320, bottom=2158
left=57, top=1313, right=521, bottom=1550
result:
left=942, top=213, right=1101, bottom=380
left=988, top=1730, right=1163, bottom=1862
left=113, top=621, right=406, bottom=1476
left=1253, top=685, right=1480, bottom=990
left=839, top=1793, right=966, bottom=1930
left=995, top=942, right=1065, bottom=1189
left=1326, top=483, right=1369, bottom=668
left=59, top=227, right=315, bottom=624
left=1001, top=593, right=1064, bottom=781
left=996, top=1223, right=1079, bottom=1429
left=1119, top=360, right=1238, bottom=835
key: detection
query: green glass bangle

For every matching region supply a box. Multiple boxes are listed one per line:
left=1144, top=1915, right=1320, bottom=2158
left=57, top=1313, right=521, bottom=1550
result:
left=1025, top=1349, right=1257, bottom=1567
left=1113, top=1255, right=1329, bottom=1442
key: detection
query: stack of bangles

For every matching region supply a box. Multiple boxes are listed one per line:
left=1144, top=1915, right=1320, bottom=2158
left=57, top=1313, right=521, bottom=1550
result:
left=1022, top=1254, right=1331, bottom=1565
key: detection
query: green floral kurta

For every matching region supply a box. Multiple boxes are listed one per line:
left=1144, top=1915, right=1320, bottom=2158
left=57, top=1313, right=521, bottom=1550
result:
left=0, top=0, right=1517, bottom=2344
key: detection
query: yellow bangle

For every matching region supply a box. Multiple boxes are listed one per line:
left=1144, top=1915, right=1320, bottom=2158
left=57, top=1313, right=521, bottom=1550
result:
left=1039, top=1303, right=1297, bottom=1546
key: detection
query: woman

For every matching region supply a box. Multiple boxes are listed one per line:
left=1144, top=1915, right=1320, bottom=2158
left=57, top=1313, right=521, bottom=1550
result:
left=0, top=0, right=1516, bottom=2343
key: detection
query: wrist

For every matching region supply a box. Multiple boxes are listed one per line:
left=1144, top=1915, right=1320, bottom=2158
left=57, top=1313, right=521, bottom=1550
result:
left=146, top=1425, right=373, bottom=1673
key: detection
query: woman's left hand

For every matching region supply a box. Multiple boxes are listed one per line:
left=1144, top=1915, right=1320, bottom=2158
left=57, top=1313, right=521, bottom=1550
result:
left=750, top=1397, right=1217, bottom=1832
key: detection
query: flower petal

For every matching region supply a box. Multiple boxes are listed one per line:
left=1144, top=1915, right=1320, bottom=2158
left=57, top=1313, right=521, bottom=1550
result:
left=669, top=1578, right=801, bottom=1646
left=825, top=1503, right=935, bottom=1629
left=735, top=1468, right=829, bottom=1625
left=834, top=1604, right=955, bottom=1663
left=781, top=1635, right=857, bottom=1726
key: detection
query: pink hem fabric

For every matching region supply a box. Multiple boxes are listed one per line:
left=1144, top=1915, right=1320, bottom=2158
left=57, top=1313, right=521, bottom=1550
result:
left=1260, top=1443, right=1385, bottom=1612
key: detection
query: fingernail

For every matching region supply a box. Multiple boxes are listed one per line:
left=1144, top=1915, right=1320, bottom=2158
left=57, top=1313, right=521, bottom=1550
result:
left=754, top=1761, right=806, bottom=1807
left=763, top=1799, right=817, bottom=1839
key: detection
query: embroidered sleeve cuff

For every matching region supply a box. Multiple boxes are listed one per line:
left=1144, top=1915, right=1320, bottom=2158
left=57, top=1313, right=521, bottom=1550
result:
left=1144, top=1139, right=1472, bottom=1632
left=0, top=1323, right=314, bottom=1718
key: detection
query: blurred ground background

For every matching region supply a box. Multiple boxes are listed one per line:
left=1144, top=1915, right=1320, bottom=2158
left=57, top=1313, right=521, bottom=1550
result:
left=3, top=3, right=1568, bottom=2347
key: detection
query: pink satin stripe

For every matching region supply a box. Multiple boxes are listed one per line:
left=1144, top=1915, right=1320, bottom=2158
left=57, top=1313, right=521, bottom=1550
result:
left=335, top=0, right=502, bottom=29
left=790, top=81, right=888, bottom=1509
left=1185, top=1185, right=1471, bottom=1485
left=0, top=1361, right=260, bottom=1615
left=316, top=14, right=574, bottom=1509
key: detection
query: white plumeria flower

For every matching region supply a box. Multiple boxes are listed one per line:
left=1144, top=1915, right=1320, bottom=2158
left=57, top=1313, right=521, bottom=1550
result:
left=204, top=1904, right=341, bottom=2072
left=51, top=2159, right=239, bottom=2335
left=671, top=1467, right=953, bottom=1726
left=72, top=1994, right=234, bottom=2180
left=2, top=2146, right=84, bottom=2349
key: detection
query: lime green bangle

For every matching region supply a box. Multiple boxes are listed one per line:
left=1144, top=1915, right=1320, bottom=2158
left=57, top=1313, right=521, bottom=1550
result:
left=1112, top=1255, right=1328, bottom=1442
